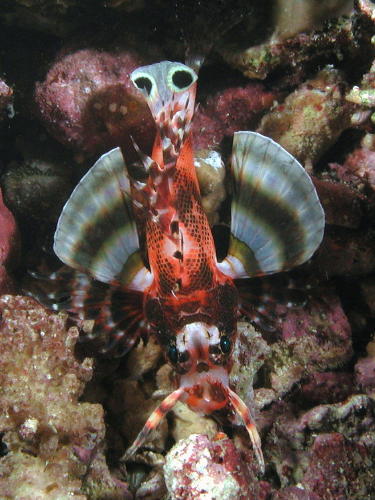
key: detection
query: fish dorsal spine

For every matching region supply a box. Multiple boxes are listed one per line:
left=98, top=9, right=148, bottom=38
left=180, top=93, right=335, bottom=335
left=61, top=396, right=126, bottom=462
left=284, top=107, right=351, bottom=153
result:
left=131, top=61, right=197, bottom=165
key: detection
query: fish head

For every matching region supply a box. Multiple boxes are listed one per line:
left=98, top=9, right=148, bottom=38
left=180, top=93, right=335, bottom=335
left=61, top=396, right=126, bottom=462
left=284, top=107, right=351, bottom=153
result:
left=171, top=321, right=233, bottom=414
left=145, top=280, right=239, bottom=413
left=127, top=306, right=264, bottom=471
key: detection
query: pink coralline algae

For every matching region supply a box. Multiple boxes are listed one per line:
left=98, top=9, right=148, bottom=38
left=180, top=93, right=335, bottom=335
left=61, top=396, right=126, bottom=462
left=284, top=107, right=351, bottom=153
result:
left=266, top=395, right=375, bottom=497
left=0, top=295, right=130, bottom=499
left=313, top=177, right=364, bottom=229
left=0, top=189, right=19, bottom=294
left=355, top=339, right=375, bottom=396
left=35, top=49, right=156, bottom=159
left=302, top=433, right=375, bottom=499
left=343, top=145, right=375, bottom=191
left=298, top=371, right=355, bottom=406
left=192, top=83, right=277, bottom=151
left=268, top=290, right=352, bottom=396
left=163, top=433, right=269, bottom=500
left=0, top=78, right=12, bottom=120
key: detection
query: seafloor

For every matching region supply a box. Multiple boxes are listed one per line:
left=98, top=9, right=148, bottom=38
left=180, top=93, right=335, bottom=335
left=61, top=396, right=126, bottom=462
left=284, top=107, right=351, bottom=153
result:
left=0, top=1, right=375, bottom=499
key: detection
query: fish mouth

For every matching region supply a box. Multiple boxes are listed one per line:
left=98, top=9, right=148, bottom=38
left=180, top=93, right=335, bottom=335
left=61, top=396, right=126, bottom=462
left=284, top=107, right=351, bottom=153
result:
left=179, top=366, right=229, bottom=389
left=123, top=364, right=264, bottom=474
left=179, top=366, right=230, bottom=414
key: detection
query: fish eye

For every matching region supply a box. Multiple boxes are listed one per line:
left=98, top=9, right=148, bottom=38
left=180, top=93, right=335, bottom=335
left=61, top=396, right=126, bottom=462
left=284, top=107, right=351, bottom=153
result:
left=167, top=344, right=178, bottom=364
left=133, top=76, right=153, bottom=96
left=178, top=351, right=190, bottom=363
left=220, top=335, right=231, bottom=354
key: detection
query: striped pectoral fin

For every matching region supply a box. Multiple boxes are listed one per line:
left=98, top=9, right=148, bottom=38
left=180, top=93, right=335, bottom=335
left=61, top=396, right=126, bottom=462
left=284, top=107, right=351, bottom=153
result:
left=71, top=272, right=146, bottom=356
left=24, top=265, right=147, bottom=356
left=54, top=147, right=148, bottom=290
left=218, top=131, right=325, bottom=280
left=235, top=275, right=307, bottom=333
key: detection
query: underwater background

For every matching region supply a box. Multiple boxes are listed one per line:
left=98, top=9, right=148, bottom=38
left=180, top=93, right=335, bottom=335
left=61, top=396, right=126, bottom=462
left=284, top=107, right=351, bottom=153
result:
left=0, top=1, right=375, bottom=498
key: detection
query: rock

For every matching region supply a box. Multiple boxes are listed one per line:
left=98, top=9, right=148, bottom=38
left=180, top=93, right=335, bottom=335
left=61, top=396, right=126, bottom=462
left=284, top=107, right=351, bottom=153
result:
left=298, top=371, right=355, bottom=405
left=0, top=295, right=124, bottom=498
left=35, top=48, right=157, bottom=159
left=164, top=433, right=265, bottom=500
left=343, top=144, right=375, bottom=191
left=266, top=395, right=375, bottom=489
left=268, top=289, right=352, bottom=396
left=355, top=339, right=375, bottom=396
left=302, top=433, right=375, bottom=499
left=0, top=78, right=13, bottom=121
left=192, top=82, right=277, bottom=150
left=0, top=189, right=19, bottom=294
left=258, top=68, right=353, bottom=166
left=313, top=177, right=364, bottom=229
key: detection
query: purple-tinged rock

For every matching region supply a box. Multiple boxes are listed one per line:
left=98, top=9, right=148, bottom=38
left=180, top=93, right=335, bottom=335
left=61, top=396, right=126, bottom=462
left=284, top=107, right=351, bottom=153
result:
left=313, top=177, right=365, bottom=229
left=35, top=49, right=157, bottom=159
left=343, top=144, right=375, bottom=191
left=267, top=290, right=352, bottom=396
left=355, top=339, right=375, bottom=396
left=299, top=371, right=355, bottom=405
left=355, top=356, right=375, bottom=395
left=302, top=433, right=375, bottom=499
left=273, top=486, right=319, bottom=500
left=316, top=229, right=375, bottom=278
left=266, top=395, right=375, bottom=489
left=164, top=433, right=268, bottom=500
left=192, top=83, right=277, bottom=151
left=0, top=189, right=19, bottom=294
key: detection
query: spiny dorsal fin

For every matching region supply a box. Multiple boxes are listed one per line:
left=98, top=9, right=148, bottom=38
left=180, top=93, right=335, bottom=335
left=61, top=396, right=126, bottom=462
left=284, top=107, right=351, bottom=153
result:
left=131, top=61, right=197, bottom=161
left=218, top=132, right=325, bottom=279
left=54, top=147, right=152, bottom=291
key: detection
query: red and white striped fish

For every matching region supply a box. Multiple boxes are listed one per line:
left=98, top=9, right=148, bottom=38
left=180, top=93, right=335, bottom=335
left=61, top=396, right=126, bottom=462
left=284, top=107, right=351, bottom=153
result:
left=54, top=61, right=325, bottom=473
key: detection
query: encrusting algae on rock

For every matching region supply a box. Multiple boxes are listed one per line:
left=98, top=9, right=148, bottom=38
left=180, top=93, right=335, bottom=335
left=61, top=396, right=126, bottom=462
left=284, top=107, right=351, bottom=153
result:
left=1, top=0, right=375, bottom=498
left=0, top=296, right=131, bottom=499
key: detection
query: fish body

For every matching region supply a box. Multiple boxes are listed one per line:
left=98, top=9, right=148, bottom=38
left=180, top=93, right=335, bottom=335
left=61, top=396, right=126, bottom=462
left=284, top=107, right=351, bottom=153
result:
left=53, top=61, right=325, bottom=473
left=129, top=62, right=242, bottom=439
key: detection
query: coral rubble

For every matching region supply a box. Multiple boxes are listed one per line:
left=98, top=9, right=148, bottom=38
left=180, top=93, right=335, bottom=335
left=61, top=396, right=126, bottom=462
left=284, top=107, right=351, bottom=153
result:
left=1, top=0, right=375, bottom=498
left=163, top=434, right=264, bottom=500
left=0, top=296, right=130, bottom=499
left=258, top=68, right=353, bottom=166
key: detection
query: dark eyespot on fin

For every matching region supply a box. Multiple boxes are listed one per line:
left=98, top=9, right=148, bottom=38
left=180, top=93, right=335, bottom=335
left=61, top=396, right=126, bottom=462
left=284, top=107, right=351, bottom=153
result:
left=134, top=76, right=153, bottom=96
left=172, top=70, right=193, bottom=89
left=54, top=147, right=152, bottom=290
left=218, top=132, right=325, bottom=279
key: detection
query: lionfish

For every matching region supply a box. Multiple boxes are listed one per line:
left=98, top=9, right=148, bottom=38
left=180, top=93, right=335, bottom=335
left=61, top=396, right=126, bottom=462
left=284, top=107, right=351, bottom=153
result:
left=53, top=61, right=325, bottom=472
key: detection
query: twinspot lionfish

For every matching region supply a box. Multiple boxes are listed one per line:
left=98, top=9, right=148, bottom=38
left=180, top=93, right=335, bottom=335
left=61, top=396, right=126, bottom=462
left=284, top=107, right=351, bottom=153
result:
left=53, top=61, right=325, bottom=472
